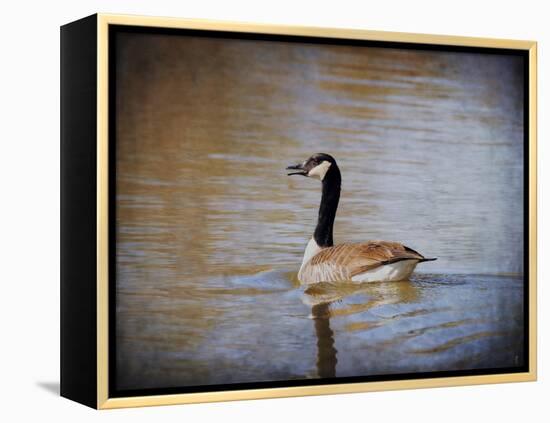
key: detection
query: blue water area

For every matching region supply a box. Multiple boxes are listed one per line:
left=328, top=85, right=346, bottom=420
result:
left=116, top=270, right=523, bottom=389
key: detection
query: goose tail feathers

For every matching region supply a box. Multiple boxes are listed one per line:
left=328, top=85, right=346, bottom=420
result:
left=418, top=257, right=437, bottom=263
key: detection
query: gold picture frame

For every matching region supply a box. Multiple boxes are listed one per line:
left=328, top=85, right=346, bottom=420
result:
left=60, top=13, right=537, bottom=409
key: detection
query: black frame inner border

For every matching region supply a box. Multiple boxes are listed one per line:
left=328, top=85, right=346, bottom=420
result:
left=108, top=24, right=530, bottom=399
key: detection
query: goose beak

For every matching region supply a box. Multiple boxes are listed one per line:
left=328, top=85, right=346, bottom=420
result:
left=286, top=163, right=307, bottom=176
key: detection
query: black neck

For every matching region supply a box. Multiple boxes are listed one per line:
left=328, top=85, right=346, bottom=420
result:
left=313, top=166, right=341, bottom=248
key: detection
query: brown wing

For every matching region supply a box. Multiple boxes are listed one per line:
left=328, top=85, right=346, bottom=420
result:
left=303, top=241, right=425, bottom=282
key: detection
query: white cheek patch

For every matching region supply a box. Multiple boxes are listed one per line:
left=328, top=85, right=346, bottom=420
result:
left=308, top=161, right=332, bottom=181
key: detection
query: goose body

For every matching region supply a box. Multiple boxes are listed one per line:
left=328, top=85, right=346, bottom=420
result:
left=287, top=153, right=435, bottom=285
left=298, top=238, right=433, bottom=284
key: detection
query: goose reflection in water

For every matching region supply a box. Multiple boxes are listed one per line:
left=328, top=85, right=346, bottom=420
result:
left=303, top=280, right=421, bottom=378
left=311, top=302, right=337, bottom=378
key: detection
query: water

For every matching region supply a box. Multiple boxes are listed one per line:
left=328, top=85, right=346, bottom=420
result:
left=114, top=32, right=525, bottom=391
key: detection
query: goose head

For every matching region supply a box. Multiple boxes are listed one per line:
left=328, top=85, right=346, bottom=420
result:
left=286, top=153, right=338, bottom=182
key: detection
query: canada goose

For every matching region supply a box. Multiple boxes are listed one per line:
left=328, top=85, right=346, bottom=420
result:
left=287, top=153, right=436, bottom=284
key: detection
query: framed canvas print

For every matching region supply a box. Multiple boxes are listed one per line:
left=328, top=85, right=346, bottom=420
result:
left=60, top=13, right=537, bottom=409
